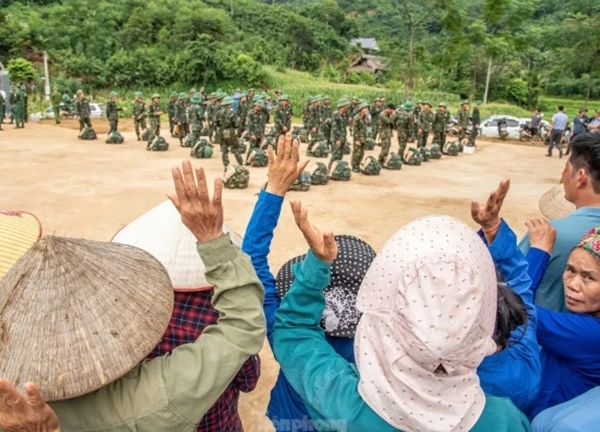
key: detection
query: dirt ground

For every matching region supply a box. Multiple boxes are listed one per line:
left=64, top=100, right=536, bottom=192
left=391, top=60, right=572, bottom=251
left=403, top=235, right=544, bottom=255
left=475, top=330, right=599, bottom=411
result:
left=0, top=118, right=567, bottom=431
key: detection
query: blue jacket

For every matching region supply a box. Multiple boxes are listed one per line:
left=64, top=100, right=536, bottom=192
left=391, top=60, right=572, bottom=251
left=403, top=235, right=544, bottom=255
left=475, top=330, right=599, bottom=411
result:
left=476, top=221, right=541, bottom=415
left=532, top=386, right=600, bottom=432
left=241, top=191, right=354, bottom=431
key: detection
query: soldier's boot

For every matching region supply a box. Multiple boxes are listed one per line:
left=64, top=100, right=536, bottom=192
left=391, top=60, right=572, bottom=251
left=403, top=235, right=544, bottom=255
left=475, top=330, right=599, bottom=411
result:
left=306, top=141, right=316, bottom=156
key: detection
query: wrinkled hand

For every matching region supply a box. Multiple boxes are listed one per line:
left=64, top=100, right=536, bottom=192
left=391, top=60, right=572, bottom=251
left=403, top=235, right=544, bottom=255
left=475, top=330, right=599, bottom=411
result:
left=290, top=200, right=338, bottom=263
left=0, top=380, right=61, bottom=432
left=471, top=179, right=510, bottom=231
left=526, top=218, right=556, bottom=254
left=167, top=161, right=224, bottom=243
left=266, top=134, right=310, bottom=196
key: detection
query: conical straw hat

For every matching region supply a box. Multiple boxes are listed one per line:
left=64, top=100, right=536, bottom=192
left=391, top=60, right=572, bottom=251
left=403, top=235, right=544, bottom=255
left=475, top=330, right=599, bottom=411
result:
left=0, top=210, right=42, bottom=279
left=0, top=236, right=174, bottom=401
left=112, top=200, right=242, bottom=292
left=539, top=184, right=576, bottom=220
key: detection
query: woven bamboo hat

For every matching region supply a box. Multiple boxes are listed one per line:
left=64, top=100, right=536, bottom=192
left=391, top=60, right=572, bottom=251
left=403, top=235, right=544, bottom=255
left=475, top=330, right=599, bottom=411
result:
left=0, top=236, right=173, bottom=401
left=112, top=200, right=242, bottom=292
left=539, top=184, right=576, bottom=220
left=0, top=210, right=42, bottom=279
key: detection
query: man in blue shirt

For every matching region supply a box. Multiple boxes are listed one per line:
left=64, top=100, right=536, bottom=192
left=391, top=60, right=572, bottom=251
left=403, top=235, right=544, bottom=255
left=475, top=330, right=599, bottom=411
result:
left=547, top=105, right=569, bottom=158
left=520, top=132, right=600, bottom=311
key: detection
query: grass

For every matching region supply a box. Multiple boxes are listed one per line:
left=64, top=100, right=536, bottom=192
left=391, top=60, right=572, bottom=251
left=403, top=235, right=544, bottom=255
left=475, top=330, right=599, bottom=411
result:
left=540, top=97, right=600, bottom=117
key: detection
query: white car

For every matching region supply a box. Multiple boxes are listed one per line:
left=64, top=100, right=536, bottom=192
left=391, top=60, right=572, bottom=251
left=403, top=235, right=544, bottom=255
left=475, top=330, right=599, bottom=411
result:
left=479, top=115, right=522, bottom=140
left=39, top=103, right=106, bottom=120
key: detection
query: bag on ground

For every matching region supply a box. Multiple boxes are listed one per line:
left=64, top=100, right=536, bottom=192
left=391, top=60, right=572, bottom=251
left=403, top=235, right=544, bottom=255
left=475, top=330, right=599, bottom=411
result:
left=329, top=160, right=352, bottom=181
left=183, top=132, right=200, bottom=148
left=419, top=147, right=431, bottom=162
left=313, top=141, right=330, bottom=158
left=190, top=140, right=213, bottom=158
left=405, top=147, right=423, bottom=166
left=105, top=131, right=124, bottom=144
left=444, top=141, right=460, bottom=156
left=289, top=171, right=312, bottom=192
left=142, top=128, right=156, bottom=142
left=384, top=152, right=403, bottom=170
left=360, top=156, right=382, bottom=176
left=365, top=138, right=376, bottom=151
left=79, top=127, right=97, bottom=140
left=223, top=165, right=250, bottom=189
left=310, top=162, right=330, bottom=185
left=147, top=136, right=169, bottom=152
left=429, top=144, right=442, bottom=159
left=249, top=148, right=269, bottom=167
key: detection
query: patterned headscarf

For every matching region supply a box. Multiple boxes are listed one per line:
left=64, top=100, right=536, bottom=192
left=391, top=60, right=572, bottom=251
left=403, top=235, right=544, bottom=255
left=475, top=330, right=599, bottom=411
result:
left=276, top=235, right=376, bottom=338
left=355, top=215, right=497, bottom=432
left=578, top=227, right=600, bottom=257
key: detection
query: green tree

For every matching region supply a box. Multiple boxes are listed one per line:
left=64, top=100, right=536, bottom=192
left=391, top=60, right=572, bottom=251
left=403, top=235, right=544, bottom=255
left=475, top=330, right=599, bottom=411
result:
left=6, top=57, right=37, bottom=82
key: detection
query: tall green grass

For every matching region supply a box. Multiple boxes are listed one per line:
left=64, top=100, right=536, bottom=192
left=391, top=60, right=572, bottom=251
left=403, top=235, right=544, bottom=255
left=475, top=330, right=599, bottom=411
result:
left=540, top=97, right=600, bottom=117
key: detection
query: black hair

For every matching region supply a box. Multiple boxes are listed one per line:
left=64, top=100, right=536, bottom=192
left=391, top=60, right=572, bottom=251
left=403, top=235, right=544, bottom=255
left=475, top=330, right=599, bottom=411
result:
left=493, top=283, right=527, bottom=349
left=387, top=104, right=396, bottom=110
left=558, top=105, right=564, bottom=111
left=569, top=133, right=600, bottom=193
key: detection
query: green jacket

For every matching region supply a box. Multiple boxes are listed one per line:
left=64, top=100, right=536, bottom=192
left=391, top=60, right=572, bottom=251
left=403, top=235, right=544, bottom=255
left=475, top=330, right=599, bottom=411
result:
left=352, top=114, right=369, bottom=144
left=246, top=110, right=265, bottom=139
left=457, top=108, right=470, bottom=128
left=148, top=102, right=162, bottom=125
left=50, top=235, right=265, bottom=431
left=472, top=107, right=481, bottom=126
left=417, top=110, right=434, bottom=132
left=330, top=110, right=347, bottom=144
left=132, top=100, right=146, bottom=120
left=51, top=91, right=62, bottom=106
left=75, top=97, right=90, bottom=119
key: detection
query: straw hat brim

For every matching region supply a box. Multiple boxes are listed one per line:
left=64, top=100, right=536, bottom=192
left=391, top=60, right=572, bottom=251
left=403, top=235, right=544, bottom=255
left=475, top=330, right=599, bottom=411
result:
left=0, top=210, right=42, bottom=279
left=0, top=236, right=174, bottom=401
left=112, top=200, right=242, bottom=292
left=539, top=185, right=576, bottom=220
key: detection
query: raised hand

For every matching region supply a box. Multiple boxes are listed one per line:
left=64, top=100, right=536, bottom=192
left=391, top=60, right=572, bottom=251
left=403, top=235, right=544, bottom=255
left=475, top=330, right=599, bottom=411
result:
left=0, top=380, right=61, bottom=432
left=471, top=179, right=511, bottom=232
left=266, top=134, right=310, bottom=196
left=167, top=161, right=224, bottom=243
left=526, top=218, right=557, bottom=254
left=290, top=200, right=337, bottom=263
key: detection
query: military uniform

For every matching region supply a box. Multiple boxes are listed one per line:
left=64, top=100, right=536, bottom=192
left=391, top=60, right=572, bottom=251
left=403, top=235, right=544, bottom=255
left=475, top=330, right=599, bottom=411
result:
left=174, top=93, right=188, bottom=144
left=417, top=104, right=434, bottom=148
left=167, top=92, right=178, bottom=136
left=75, top=93, right=92, bottom=131
left=245, top=102, right=266, bottom=163
left=378, top=109, right=396, bottom=164
left=220, top=97, right=243, bottom=169
left=329, top=99, right=350, bottom=168
left=319, top=97, right=333, bottom=146
left=62, top=93, right=72, bottom=116
left=411, top=103, right=422, bottom=141
left=395, top=105, right=412, bottom=157
left=370, top=102, right=383, bottom=140
left=432, top=104, right=448, bottom=147
left=237, top=96, right=249, bottom=137
left=148, top=94, right=163, bottom=138
left=470, top=102, right=481, bottom=146
left=189, top=95, right=204, bottom=135
left=306, top=97, right=321, bottom=155
left=51, top=89, right=62, bottom=124
left=274, top=97, right=292, bottom=137
left=302, top=97, right=312, bottom=130
left=351, top=103, right=369, bottom=172
left=457, top=102, right=470, bottom=144
left=348, top=99, right=360, bottom=135
left=106, top=92, right=123, bottom=134
left=133, top=94, right=147, bottom=140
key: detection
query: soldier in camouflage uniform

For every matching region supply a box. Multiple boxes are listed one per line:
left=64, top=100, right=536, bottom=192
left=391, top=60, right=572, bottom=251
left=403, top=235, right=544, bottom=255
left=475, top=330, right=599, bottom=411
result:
left=51, top=86, right=62, bottom=125
left=432, top=102, right=448, bottom=147
left=470, top=100, right=481, bottom=146
left=351, top=102, right=370, bottom=173
left=329, top=98, right=350, bottom=168
left=206, top=93, right=218, bottom=142
left=75, top=90, right=91, bottom=132
left=106, top=91, right=124, bottom=134
left=132, top=92, right=147, bottom=141
left=168, top=91, right=178, bottom=137
left=370, top=98, right=383, bottom=141
left=395, top=103, right=412, bottom=158
left=237, top=93, right=249, bottom=137
left=417, top=101, right=434, bottom=148
left=306, top=95, right=322, bottom=155
left=174, top=93, right=188, bottom=145
left=148, top=93, right=163, bottom=139
left=457, top=100, right=470, bottom=145
left=189, top=94, right=204, bottom=139
left=348, top=96, right=360, bottom=135
left=319, top=95, right=333, bottom=147
left=213, top=93, right=227, bottom=146
left=378, top=104, right=396, bottom=165
left=410, top=100, right=423, bottom=141
left=220, top=96, right=243, bottom=170
left=245, top=100, right=266, bottom=164
left=302, top=96, right=312, bottom=130
left=274, top=95, right=292, bottom=137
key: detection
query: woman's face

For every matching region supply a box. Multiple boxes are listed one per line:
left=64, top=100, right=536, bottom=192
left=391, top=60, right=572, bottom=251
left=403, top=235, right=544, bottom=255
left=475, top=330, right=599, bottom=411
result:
left=563, top=248, right=600, bottom=316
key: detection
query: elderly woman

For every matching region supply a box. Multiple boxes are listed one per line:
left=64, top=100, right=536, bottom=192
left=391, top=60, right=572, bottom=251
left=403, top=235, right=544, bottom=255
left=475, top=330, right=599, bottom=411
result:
left=272, top=181, right=531, bottom=431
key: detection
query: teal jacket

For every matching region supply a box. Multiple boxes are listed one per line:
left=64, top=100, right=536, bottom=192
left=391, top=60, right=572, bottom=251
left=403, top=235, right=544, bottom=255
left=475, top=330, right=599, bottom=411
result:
left=273, top=249, right=532, bottom=432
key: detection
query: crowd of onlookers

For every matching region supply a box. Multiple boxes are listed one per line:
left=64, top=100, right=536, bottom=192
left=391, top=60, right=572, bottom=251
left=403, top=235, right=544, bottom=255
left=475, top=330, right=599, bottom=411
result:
left=1, top=132, right=600, bottom=432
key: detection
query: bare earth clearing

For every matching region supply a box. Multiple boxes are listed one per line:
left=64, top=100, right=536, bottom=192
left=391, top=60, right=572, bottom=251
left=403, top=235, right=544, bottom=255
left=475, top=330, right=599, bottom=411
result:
left=0, top=118, right=566, bottom=431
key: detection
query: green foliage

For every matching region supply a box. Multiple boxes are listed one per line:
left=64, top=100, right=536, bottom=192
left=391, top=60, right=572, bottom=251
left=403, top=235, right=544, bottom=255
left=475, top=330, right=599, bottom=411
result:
left=6, top=58, right=37, bottom=83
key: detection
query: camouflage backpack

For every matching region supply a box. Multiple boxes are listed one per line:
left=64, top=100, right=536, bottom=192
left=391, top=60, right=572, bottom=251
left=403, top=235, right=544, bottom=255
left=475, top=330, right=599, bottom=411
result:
left=456, top=142, right=464, bottom=153
left=343, top=141, right=351, bottom=155
left=183, top=132, right=199, bottom=148
left=147, top=136, right=169, bottom=152
left=429, top=144, right=442, bottom=159
left=79, top=127, right=97, bottom=140
left=365, top=138, right=376, bottom=151
left=313, top=141, right=330, bottom=158
left=419, top=147, right=431, bottom=162
left=360, top=156, right=382, bottom=176
left=200, top=126, right=211, bottom=137
left=237, top=138, right=247, bottom=154
left=310, top=162, right=330, bottom=185
left=444, top=141, right=460, bottom=156
left=263, top=136, right=277, bottom=152
left=223, top=165, right=250, bottom=189
left=329, top=160, right=352, bottom=181
left=289, top=171, right=312, bottom=192
left=405, top=147, right=423, bottom=166
left=384, top=152, right=403, bottom=170
left=105, top=131, right=123, bottom=144
left=142, top=128, right=156, bottom=142
left=190, top=140, right=213, bottom=159
left=249, top=148, right=269, bottom=167
left=299, top=129, right=309, bottom=143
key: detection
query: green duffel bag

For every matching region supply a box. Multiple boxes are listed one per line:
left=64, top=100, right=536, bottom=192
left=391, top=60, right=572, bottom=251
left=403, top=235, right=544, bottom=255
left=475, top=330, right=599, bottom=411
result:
left=289, top=171, right=312, bottom=192
left=183, top=132, right=200, bottom=148
left=429, top=143, right=442, bottom=159
left=310, top=162, right=329, bottom=185
left=262, top=136, right=277, bottom=152
left=190, top=141, right=213, bottom=159
left=147, top=136, right=169, bottom=152
left=360, top=156, right=382, bottom=176
left=329, top=160, right=351, bottom=181
left=419, top=147, right=431, bottom=162
left=105, top=131, right=124, bottom=144
left=383, top=152, right=403, bottom=170
left=142, top=128, right=155, bottom=142
left=200, top=126, right=211, bottom=137
left=249, top=148, right=269, bottom=167
left=405, top=147, right=423, bottom=166
left=78, top=127, right=97, bottom=140
left=223, top=165, right=250, bottom=189
left=365, top=138, right=376, bottom=151
left=444, top=141, right=460, bottom=156
left=313, top=141, right=330, bottom=158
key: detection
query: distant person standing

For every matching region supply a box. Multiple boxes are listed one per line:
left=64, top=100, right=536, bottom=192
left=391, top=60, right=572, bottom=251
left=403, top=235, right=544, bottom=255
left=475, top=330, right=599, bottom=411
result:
left=51, top=86, right=62, bottom=124
left=0, top=90, right=5, bottom=130
left=589, top=110, right=600, bottom=134
left=75, top=90, right=92, bottom=132
left=566, top=109, right=589, bottom=155
left=470, top=100, right=481, bottom=146
left=547, top=105, right=568, bottom=158
left=530, top=108, right=542, bottom=143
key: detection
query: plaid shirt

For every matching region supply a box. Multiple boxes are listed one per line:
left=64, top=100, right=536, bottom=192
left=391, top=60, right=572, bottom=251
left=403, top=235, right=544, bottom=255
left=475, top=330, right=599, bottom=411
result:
left=147, top=290, right=261, bottom=431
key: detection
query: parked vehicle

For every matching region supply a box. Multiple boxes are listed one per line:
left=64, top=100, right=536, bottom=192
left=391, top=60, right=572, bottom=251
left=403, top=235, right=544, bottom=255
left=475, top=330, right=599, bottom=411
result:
left=519, top=120, right=550, bottom=142
left=39, top=103, right=106, bottom=120
left=447, top=116, right=472, bottom=137
left=479, top=115, right=522, bottom=140
left=497, top=118, right=509, bottom=140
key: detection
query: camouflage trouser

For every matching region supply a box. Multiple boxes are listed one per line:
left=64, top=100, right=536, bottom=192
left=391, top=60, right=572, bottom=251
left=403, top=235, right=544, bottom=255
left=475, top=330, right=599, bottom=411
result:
left=109, top=118, right=118, bottom=134
left=397, top=129, right=408, bottom=155
left=52, top=105, right=61, bottom=124
left=417, top=130, right=430, bottom=148
left=79, top=116, right=92, bottom=131
left=409, top=121, right=417, bottom=142
left=134, top=118, right=147, bottom=138
left=222, top=136, right=243, bottom=168
left=351, top=141, right=365, bottom=170
left=320, top=122, right=332, bottom=146
left=371, top=122, right=379, bottom=141
left=378, top=134, right=392, bottom=164
left=245, top=136, right=262, bottom=163
left=169, top=115, right=175, bottom=135
left=470, top=125, right=478, bottom=146
left=458, top=127, right=468, bottom=144
left=329, top=140, right=345, bottom=168
left=433, top=130, right=447, bottom=147
left=150, top=119, right=160, bottom=137
left=307, top=126, right=319, bottom=153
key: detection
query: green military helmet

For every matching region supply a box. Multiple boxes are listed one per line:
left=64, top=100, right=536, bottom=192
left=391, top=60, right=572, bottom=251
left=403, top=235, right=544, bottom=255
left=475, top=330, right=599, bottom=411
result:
left=306, top=95, right=313, bottom=101
left=191, top=94, right=202, bottom=104
left=417, top=100, right=424, bottom=104
left=209, top=92, right=217, bottom=99
left=170, top=91, right=178, bottom=98
left=109, top=91, right=118, bottom=98
left=323, top=95, right=330, bottom=101
left=135, top=91, right=143, bottom=98
left=312, top=95, right=322, bottom=103
left=190, top=88, right=197, bottom=94
left=217, top=92, right=226, bottom=100
left=76, top=89, right=83, bottom=95
left=279, top=95, right=289, bottom=102
left=178, top=92, right=187, bottom=100
left=357, top=102, right=370, bottom=111
left=222, top=96, right=234, bottom=106
left=438, top=102, right=447, bottom=108
left=404, top=102, right=414, bottom=110
left=254, top=100, right=266, bottom=108
left=352, top=96, right=359, bottom=101
left=423, top=101, right=432, bottom=107
left=337, top=98, right=351, bottom=108
left=461, top=100, right=470, bottom=106
left=475, top=100, right=482, bottom=105
left=217, top=88, right=223, bottom=93
left=239, top=92, right=248, bottom=98
left=152, top=93, right=161, bottom=99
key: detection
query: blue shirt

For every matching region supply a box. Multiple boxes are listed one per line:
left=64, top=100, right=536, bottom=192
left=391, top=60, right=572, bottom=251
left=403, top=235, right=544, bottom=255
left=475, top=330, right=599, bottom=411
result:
left=241, top=191, right=354, bottom=431
left=551, top=112, right=568, bottom=131
left=518, top=206, right=600, bottom=312
left=532, top=386, right=600, bottom=432
left=523, top=243, right=600, bottom=418
left=477, top=221, right=541, bottom=415
left=573, top=116, right=586, bottom=135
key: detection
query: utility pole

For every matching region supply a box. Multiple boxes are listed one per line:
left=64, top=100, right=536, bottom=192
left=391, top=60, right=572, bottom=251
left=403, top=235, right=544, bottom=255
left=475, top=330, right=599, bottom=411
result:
left=43, top=51, right=51, bottom=101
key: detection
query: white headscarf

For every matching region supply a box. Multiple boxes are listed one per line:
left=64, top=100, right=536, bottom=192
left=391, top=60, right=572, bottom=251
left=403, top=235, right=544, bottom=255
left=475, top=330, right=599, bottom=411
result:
left=355, top=215, right=497, bottom=432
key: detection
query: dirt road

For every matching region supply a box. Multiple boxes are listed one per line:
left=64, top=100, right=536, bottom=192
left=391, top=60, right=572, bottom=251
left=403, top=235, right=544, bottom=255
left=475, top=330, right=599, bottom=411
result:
left=0, top=119, right=567, bottom=430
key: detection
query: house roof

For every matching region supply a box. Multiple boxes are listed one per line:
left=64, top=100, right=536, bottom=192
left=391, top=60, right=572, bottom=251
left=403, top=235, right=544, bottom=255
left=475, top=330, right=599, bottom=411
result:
left=349, top=38, right=379, bottom=52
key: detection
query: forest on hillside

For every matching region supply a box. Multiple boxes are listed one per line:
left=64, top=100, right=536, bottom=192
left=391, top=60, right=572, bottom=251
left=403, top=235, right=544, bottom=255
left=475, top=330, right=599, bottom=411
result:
left=0, top=0, right=598, bottom=107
